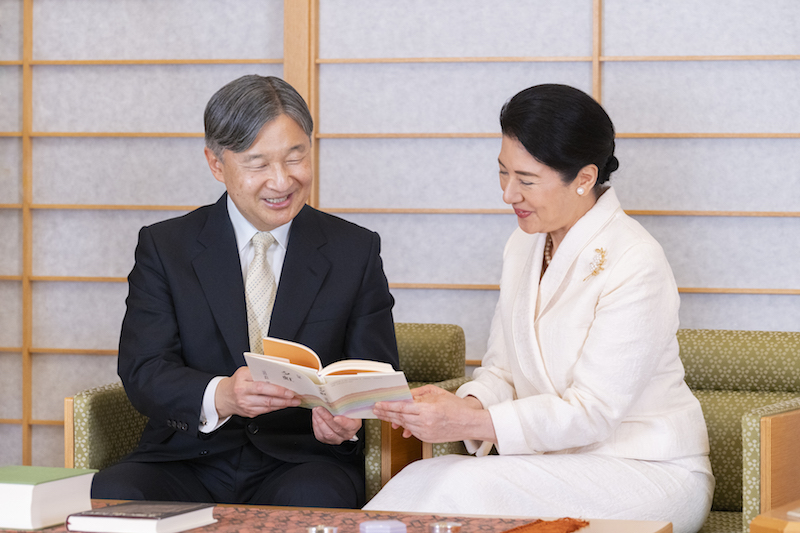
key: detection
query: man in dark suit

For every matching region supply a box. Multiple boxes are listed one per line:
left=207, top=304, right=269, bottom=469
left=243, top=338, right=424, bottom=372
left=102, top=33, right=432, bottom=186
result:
left=91, top=75, right=399, bottom=508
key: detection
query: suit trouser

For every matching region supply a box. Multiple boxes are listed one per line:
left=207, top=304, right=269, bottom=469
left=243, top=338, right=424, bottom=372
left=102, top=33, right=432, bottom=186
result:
left=91, top=440, right=365, bottom=508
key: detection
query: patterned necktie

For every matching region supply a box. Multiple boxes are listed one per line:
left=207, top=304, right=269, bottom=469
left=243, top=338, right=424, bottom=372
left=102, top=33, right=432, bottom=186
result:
left=245, top=232, right=277, bottom=354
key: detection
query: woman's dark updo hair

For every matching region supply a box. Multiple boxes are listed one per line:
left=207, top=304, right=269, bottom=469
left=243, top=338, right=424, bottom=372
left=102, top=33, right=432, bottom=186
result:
left=499, top=84, right=618, bottom=191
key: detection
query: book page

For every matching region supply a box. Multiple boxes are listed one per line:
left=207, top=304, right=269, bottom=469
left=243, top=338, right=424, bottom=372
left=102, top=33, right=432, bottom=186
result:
left=261, top=337, right=321, bottom=370
left=319, top=372, right=413, bottom=418
left=245, top=353, right=325, bottom=387
left=245, top=353, right=412, bottom=418
left=320, top=359, right=396, bottom=377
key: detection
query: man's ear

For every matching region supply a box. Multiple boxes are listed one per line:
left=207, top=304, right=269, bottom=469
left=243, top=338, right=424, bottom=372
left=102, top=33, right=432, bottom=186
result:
left=204, top=146, right=226, bottom=185
left=576, top=164, right=598, bottom=193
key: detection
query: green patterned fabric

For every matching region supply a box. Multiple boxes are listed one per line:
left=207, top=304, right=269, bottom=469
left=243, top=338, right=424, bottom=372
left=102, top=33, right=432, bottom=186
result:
left=363, top=418, right=384, bottom=501
left=395, top=322, right=466, bottom=382
left=72, top=381, right=148, bottom=470
left=679, top=329, right=800, bottom=392
left=698, top=511, right=741, bottom=533
left=678, top=329, right=800, bottom=533
left=741, top=396, right=800, bottom=532
left=692, top=390, right=796, bottom=512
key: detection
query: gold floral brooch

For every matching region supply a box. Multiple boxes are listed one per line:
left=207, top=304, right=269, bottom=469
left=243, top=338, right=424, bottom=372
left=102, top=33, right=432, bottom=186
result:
left=583, top=248, right=607, bottom=281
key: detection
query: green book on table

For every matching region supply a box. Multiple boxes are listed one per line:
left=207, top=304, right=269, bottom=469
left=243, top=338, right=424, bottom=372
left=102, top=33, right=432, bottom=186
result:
left=0, top=465, right=96, bottom=530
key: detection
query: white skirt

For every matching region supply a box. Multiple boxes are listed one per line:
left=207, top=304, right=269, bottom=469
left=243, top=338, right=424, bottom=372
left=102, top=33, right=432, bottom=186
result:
left=364, top=453, right=714, bottom=533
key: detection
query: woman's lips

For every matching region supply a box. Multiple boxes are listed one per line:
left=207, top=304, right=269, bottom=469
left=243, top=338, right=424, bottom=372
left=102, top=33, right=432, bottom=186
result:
left=514, top=208, right=532, bottom=218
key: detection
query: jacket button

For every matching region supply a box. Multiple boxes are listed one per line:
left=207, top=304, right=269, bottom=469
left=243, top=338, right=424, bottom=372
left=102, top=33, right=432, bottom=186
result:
left=247, top=423, right=259, bottom=434
left=180, top=423, right=188, bottom=431
left=199, top=450, right=208, bottom=456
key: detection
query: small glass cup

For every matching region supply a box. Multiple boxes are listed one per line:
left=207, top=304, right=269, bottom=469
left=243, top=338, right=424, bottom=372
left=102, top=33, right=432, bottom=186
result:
left=428, top=522, right=462, bottom=533
left=307, top=526, right=338, bottom=533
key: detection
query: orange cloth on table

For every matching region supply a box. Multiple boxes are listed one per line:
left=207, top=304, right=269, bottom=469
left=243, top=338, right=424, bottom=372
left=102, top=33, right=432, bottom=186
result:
left=502, top=517, right=590, bottom=533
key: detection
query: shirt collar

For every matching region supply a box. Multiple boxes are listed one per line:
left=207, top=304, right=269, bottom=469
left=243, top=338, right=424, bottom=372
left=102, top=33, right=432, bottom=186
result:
left=226, top=195, right=291, bottom=253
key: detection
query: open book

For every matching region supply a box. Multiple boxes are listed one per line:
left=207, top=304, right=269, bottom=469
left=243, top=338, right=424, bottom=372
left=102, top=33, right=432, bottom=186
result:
left=244, top=337, right=412, bottom=419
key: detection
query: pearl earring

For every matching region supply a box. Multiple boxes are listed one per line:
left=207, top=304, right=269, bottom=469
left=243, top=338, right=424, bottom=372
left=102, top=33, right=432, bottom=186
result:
left=577, top=187, right=585, bottom=195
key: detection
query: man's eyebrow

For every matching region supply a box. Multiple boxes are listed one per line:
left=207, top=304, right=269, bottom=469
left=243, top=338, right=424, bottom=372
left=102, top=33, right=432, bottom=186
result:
left=240, top=153, right=266, bottom=163
left=287, top=143, right=308, bottom=154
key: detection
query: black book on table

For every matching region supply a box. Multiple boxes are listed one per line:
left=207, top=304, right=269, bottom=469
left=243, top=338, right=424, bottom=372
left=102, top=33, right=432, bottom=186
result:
left=66, top=501, right=216, bottom=533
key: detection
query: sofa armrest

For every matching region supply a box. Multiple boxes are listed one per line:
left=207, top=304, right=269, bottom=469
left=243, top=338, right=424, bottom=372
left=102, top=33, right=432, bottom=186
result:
left=66, top=381, right=148, bottom=470
left=742, top=396, right=800, bottom=532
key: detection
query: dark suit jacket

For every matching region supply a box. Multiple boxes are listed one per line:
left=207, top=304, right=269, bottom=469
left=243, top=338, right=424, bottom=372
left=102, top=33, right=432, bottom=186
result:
left=117, top=194, right=399, bottom=472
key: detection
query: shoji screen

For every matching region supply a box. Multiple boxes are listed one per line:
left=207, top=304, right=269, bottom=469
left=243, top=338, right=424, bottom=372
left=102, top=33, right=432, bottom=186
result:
left=1, top=0, right=798, bottom=468
left=314, top=0, right=799, bottom=369
left=0, top=0, right=283, bottom=466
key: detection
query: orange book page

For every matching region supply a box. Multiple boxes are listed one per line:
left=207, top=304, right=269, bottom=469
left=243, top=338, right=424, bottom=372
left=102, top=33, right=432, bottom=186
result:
left=261, top=338, right=321, bottom=371
left=324, top=368, right=381, bottom=376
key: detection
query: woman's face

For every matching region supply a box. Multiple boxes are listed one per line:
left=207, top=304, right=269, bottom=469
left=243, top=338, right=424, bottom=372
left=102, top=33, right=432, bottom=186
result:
left=498, top=135, right=594, bottom=241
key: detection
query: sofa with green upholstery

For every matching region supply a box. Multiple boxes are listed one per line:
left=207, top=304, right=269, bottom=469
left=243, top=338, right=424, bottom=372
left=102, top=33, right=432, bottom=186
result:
left=678, top=329, right=800, bottom=533
left=66, top=326, right=800, bottom=533
left=64, top=322, right=468, bottom=502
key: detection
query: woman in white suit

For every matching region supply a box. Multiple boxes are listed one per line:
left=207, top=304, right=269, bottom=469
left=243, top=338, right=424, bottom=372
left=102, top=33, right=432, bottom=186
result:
left=365, top=85, right=714, bottom=533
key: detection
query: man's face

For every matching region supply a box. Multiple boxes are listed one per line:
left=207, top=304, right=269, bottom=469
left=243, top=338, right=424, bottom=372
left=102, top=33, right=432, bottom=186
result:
left=205, top=114, right=313, bottom=231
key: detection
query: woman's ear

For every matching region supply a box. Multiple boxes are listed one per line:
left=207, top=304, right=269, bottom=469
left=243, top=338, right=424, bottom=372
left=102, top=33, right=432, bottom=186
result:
left=575, top=164, right=598, bottom=193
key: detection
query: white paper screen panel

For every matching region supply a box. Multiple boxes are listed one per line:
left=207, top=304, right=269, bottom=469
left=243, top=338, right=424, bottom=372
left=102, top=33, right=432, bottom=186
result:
left=680, top=294, right=800, bottom=332
left=0, top=139, right=22, bottom=203
left=32, top=0, right=283, bottom=60
left=338, top=213, right=517, bottom=285
left=319, top=0, right=592, bottom=58
left=603, top=0, right=800, bottom=56
left=32, top=210, right=191, bottom=277
left=613, top=138, right=800, bottom=212
left=32, top=354, right=118, bottom=420
left=0, top=0, right=22, bottom=60
left=32, top=64, right=282, bottom=133
left=319, top=138, right=506, bottom=209
left=393, top=289, right=499, bottom=363
left=31, top=426, right=62, bottom=467
left=32, top=138, right=224, bottom=205
left=32, top=282, right=128, bottom=350
left=0, top=427, right=22, bottom=465
left=604, top=61, right=800, bottom=134
left=0, top=67, right=22, bottom=131
left=0, top=210, right=21, bottom=275
left=0, top=282, right=22, bottom=346
left=318, top=63, right=592, bottom=134
left=635, top=216, right=800, bottom=289
left=0, top=354, right=22, bottom=418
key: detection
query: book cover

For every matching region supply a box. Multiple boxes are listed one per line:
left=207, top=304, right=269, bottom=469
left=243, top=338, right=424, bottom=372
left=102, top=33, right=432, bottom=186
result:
left=245, top=337, right=413, bottom=419
left=67, top=501, right=216, bottom=533
left=0, top=466, right=96, bottom=530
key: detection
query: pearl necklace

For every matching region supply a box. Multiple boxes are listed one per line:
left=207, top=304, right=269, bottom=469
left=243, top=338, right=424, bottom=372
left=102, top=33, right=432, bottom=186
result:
left=544, top=233, right=553, bottom=267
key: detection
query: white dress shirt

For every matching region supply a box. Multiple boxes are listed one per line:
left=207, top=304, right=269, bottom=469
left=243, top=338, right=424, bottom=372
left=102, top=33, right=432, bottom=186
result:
left=198, top=196, right=291, bottom=433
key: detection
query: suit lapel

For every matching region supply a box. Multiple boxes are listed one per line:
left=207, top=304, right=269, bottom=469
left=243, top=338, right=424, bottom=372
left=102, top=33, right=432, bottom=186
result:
left=269, top=205, right=331, bottom=341
left=192, top=195, right=250, bottom=367
left=537, top=187, right=621, bottom=314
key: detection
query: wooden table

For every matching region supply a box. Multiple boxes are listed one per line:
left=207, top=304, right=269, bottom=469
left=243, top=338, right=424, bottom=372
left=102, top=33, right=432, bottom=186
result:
left=750, top=499, right=800, bottom=532
left=1, top=501, right=672, bottom=533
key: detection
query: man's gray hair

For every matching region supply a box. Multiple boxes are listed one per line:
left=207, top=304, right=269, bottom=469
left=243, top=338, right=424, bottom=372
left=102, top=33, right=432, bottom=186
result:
left=204, top=75, right=313, bottom=158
